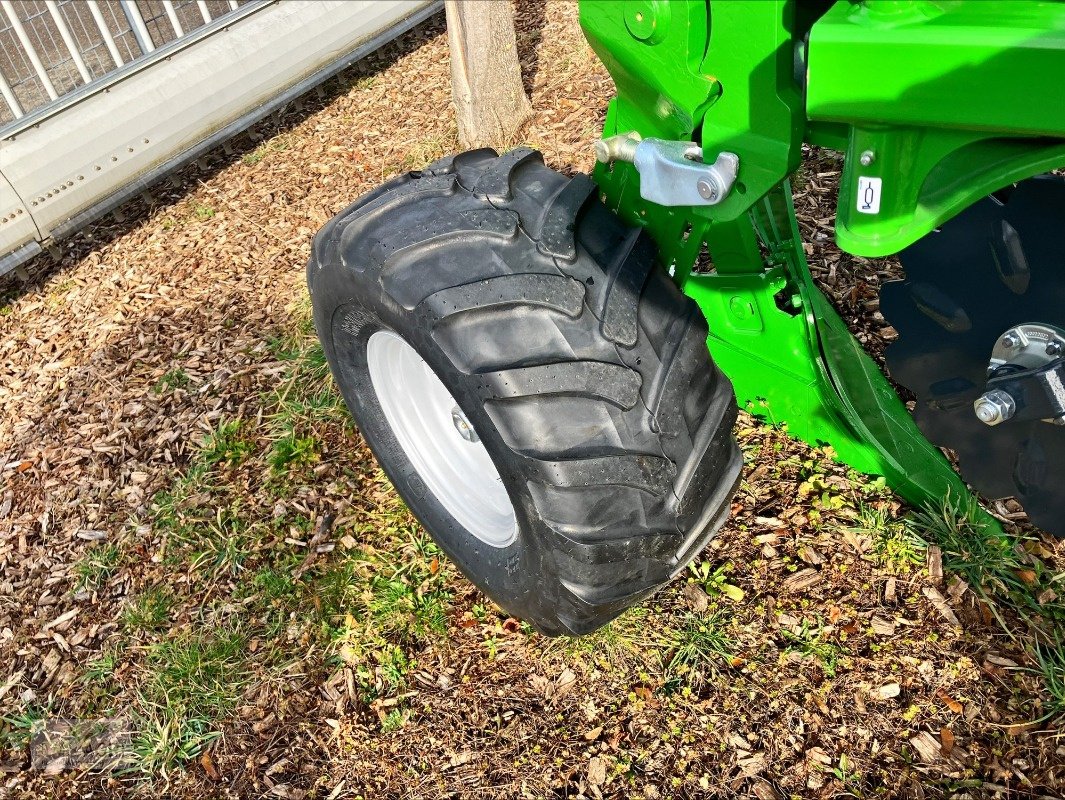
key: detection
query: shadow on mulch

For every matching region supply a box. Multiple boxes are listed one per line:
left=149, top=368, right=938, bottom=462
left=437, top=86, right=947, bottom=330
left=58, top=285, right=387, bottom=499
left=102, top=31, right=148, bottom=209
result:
left=517, top=0, right=549, bottom=96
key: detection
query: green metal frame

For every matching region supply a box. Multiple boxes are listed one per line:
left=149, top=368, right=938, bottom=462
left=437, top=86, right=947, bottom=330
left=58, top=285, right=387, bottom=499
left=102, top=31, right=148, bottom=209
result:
left=579, top=0, right=1065, bottom=527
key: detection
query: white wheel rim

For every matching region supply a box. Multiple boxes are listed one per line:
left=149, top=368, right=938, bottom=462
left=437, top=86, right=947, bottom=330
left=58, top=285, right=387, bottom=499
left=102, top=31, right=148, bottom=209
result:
left=366, top=330, right=517, bottom=548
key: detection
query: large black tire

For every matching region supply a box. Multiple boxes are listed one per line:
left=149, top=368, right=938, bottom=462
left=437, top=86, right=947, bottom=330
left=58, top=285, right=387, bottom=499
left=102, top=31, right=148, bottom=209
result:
left=307, top=147, right=741, bottom=635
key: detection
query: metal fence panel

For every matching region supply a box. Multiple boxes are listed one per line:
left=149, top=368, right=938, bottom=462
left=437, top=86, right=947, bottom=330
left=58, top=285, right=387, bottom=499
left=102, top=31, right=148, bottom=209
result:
left=0, top=0, right=255, bottom=125
left=0, top=0, right=439, bottom=273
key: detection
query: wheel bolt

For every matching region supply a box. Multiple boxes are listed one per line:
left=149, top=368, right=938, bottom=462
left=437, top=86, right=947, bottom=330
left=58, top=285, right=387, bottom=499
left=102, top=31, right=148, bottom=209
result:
left=1047, top=341, right=1063, bottom=357
left=451, top=406, right=479, bottom=442
left=1002, top=333, right=1021, bottom=349
left=973, top=389, right=1016, bottom=426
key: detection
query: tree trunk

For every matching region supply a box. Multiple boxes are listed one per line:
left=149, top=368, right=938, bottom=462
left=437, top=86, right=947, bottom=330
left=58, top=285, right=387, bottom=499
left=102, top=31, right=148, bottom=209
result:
left=445, top=0, right=532, bottom=150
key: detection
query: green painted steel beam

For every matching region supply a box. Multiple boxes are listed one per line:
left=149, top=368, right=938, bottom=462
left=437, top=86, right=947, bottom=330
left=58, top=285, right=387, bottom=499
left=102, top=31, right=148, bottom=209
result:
left=574, top=0, right=1065, bottom=533
left=806, top=1, right=1065, bottom=138
left=807, top=0, right=1065, bottom=256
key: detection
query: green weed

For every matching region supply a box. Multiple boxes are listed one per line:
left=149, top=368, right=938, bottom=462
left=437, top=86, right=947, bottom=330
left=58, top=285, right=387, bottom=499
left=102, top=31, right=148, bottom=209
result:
left=241, top=135, right=291, bottom=166
left=249, top=563, right=301, bottom=605
left=553, top=605, right=657, bottom=671
left=381, top=708, right=406, bottom=732
left=781, top=618, right=842, bottom=678
left=855, top=503, right=925, bottom=573
left=688, top=560, right=745, bottom=603
left=83, top=646, right=123, bottom=684
left=200, top=419, right=254, bottom=469
left=167, top=502, right=253, bottom=579
left=399, top=130, right=458, bottom=172
left=152, top=368, right=190, bottom=393
left=268, top=432, right=319, bottom=475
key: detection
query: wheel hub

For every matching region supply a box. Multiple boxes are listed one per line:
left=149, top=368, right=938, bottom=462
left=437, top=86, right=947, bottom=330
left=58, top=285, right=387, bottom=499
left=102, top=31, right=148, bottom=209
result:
left=366, top=330, right=517, bottom=548
left=988, top=323, right=1065, bottom=372
left=973, top=322, right=1065, bottom=428
left=451, top=406, right=479, bottom=442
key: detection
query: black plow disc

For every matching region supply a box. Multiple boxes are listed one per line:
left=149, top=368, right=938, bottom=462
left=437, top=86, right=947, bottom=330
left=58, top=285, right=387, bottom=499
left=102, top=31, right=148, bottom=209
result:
left=881, top=175, right=1065, bottom=537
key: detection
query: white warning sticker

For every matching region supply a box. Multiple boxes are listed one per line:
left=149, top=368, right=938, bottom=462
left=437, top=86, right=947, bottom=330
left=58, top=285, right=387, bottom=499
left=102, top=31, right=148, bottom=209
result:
left=857, top=176, right=882, bottom=214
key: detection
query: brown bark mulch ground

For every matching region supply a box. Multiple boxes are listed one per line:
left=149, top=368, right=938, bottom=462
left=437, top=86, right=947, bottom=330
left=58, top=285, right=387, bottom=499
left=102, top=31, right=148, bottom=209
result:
left=1, top=4, right=1064, bottom=799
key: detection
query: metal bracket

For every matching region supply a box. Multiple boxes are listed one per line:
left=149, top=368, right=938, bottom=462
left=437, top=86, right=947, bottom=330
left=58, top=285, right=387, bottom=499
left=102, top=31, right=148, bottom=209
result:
left=595, top=135, right=739, bottom=207
left=985, top=359, right=1065, bottom=425
left=974, top=323, right=1065, bottom=425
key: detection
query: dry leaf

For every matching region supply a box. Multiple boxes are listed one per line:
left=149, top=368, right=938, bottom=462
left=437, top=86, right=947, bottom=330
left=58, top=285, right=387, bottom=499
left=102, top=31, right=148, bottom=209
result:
left=937, top=689, right=963, bottom=714
left=200, top=750, right=221, bottom=781
left=939, top=727, right=954, bottom=755
left=1014, top=568, right=1037, bottom=586
left=587, top=756, right=607, bottom=786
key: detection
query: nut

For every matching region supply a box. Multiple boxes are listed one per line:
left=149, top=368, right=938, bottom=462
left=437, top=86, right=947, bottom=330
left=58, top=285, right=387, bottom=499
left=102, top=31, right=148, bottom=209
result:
left=973, top=390, right=1016, bottom=426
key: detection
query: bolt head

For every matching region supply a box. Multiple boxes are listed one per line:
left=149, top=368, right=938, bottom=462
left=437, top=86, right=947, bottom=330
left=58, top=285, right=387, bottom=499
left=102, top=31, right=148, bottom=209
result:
left=974, top=389, right=1016, bottom=426
left=1047, top=340, right=1063, bottom=357
left=859, top=150, right=875, bottom=166
left=451, top=406, right=479, bottom=442
left=696, top=178, right=717, bottom=201
left=1001, top=333, right=1021, bottom=349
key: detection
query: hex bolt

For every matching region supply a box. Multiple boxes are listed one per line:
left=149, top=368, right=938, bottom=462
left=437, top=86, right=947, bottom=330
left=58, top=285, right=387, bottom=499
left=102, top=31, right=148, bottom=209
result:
left=696, top=177, right=718, bottom=201
left=859, top=150, right=876, bottom=167
left=973, top=389, right=1017, bottom=426
left=1001, top=333, right=1021, bottom=349
left=1047, top=340, right=1063, bottom=357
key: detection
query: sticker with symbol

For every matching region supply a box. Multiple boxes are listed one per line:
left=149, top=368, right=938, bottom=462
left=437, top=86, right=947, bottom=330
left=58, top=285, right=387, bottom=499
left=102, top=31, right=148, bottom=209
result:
left=857, top=176, right=882, bottom=214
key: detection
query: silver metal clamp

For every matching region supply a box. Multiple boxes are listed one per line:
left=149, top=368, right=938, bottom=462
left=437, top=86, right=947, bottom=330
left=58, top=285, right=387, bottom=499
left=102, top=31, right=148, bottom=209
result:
left=595, top=134, right=739, bottom=207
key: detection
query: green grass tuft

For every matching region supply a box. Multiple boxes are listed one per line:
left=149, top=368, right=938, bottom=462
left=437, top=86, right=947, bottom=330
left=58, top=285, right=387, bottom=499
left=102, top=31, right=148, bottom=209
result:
left=666, top=610, right=735, bottom=685
left=131, top=628, right=249, bottom=773
left=123, top=586, right=176, bottom=633
left=1030, top=641, right=1065, bottom=722
left=73, top=543, right=123, bottom=590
